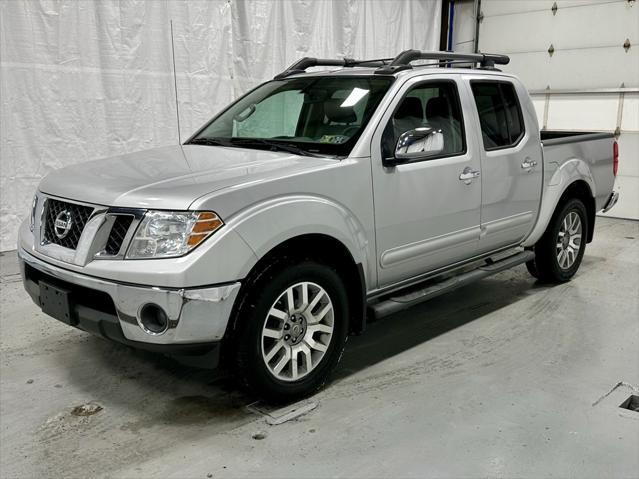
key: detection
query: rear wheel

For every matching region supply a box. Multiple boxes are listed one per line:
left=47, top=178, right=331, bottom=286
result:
left=527, top=198, right=588, bottom=283
left=233, top=260, right=348, bottom=402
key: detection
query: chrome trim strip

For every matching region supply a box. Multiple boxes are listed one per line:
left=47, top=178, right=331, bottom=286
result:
left=94, top=208, right=145, bottom=259
left=37, top=192, right=105, bottom=209
left=74, top=212, right=108, bottom=264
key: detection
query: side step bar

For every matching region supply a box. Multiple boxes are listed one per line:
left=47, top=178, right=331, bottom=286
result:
left=370, top=250, right=535, bottom=319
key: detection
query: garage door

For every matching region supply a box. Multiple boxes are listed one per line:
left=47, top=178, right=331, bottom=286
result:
left=477, top=0, right=639, bottom=219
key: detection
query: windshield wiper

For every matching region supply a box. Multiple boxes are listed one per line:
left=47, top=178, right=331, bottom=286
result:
left=190, top=136, right=325, bottom=158
left=189, top=137, right=233, bottom=147
left=229, top=138, right=323, bottom=158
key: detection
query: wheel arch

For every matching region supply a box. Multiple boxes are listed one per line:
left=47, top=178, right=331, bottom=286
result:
left=225, top=233, right=367, bottom=342
left=557, top=180, right=596, bottom=243
left=523, top=164, right=597, bottom=248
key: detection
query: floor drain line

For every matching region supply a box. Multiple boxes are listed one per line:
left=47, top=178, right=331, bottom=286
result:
left=592, top=381, right=639, bottom=407
left=247, top=400, right=318, bottom=425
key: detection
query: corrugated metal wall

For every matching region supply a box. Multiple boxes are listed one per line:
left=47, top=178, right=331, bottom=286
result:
left=453, top=0, right=639, bottom=219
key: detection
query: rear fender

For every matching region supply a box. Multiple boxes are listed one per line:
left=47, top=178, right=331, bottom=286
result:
left=522, top=158, right=595, bottom=247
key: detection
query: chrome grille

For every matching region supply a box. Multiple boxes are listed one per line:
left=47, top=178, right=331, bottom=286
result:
left=43, top=199, right=94, bottom=250
left=104, top=215, right=134, bottom=256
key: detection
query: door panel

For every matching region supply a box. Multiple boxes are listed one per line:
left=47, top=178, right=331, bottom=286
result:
left=468, top=79, right=543, bottom=252
left=371, top=77, right=482, bottom=287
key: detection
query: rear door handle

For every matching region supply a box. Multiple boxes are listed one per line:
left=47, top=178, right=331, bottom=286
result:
left=459, top=167, right=480, bottom=184
left=521, top=159, right=538, bottom=170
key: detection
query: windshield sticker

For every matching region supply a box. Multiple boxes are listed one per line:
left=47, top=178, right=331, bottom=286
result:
left=319, top=135, right=348, bottom=144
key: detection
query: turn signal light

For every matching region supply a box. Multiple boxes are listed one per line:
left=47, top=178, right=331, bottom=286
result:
left=613, top=141, right=619, bottom=177
left=187, top=212, right=224, bottom=247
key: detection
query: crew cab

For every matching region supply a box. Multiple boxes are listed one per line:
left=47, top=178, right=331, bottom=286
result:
left=19, top=50, right=619, bottom=401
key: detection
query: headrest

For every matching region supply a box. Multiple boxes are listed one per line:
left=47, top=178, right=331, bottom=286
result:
left=426, top=97, right=450, bottom=119
left=395, top=97, right=423, bottom=120
left=325, top=99, right=357, bottom=124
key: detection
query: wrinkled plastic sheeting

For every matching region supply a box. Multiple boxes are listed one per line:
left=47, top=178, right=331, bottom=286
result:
left=0, top=0, right=441, bottom=251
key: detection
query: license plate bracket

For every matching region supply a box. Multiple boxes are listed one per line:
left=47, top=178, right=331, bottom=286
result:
left=39, top=281, right=74, bottom=325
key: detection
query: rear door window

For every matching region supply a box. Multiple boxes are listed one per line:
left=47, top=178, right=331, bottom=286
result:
left=471, top=81, right=524, bottom=150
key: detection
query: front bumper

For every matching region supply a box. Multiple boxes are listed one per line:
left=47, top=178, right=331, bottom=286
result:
left=19, top=248, right=241, bottom=353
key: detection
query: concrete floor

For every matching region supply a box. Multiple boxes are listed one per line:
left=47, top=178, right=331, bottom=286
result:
left=1, top=217, right=638, bottom=478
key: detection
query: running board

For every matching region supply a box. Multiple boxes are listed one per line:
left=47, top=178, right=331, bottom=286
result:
left=370, top=250, right=535, bottom=319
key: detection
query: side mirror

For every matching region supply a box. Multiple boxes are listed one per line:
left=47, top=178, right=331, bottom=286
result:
left=384, top=127, right=444, bottom=166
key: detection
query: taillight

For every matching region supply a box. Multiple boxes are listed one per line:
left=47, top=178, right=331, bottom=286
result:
left=613, top=141, right=619, bottom=177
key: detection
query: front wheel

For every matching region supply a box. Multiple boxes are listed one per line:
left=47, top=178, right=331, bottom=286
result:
left=527, top=198, right=588, bottom=283
left=233, top=260, right=349, bottom=402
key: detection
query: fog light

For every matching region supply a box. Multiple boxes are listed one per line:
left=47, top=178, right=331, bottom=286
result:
left=138, top=303, right=169, bottom=335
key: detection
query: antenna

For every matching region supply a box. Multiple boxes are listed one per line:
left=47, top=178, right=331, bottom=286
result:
left=170, top=20, right=181, bottom=144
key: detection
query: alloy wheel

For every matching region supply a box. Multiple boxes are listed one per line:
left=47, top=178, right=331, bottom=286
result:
left=556, top=211, right=582, bottom=269
left=261, top=282, right=334, bottom=382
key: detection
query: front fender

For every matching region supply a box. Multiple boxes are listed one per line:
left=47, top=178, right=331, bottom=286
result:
left=522, top=158, right=595, bottom=247
left=226, top=194, right=373, bottom=286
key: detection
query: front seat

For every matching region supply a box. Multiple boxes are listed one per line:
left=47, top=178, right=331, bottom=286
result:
left=321, top=99, right=358, bottom=137
left=426, top=96, right=461, bottom=154
left=393, top=97, right=424, bottom=140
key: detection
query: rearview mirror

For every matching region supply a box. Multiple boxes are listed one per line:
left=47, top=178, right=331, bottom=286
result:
left=384, top=127, right=444, bottom=166
left=234, top=104, right=256, bottom=123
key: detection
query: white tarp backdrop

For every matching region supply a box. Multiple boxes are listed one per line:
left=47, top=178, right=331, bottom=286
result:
left=0, top=0, right=442, bottom=252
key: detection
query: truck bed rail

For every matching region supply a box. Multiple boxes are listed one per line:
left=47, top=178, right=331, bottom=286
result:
left=541, top=130, right=614, bottom=146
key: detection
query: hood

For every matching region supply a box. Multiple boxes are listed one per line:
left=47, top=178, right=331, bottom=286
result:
left=39, top=145, right=336, bottom=210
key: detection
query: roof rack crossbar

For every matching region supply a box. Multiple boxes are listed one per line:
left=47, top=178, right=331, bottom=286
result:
left=274, top=57, right=394, bottom=79
left=374, top=49, right=510, bottom=74
left=273, top=50, right=510, bottom=79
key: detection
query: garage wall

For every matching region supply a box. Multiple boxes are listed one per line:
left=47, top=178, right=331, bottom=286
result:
left=0, top=0, right=442, bottom=252
left=452, top=0, right=639, bottom=219
left=450, top=0, right=477, bottom=53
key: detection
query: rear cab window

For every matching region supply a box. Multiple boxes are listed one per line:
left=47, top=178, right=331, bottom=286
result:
left=470, top=81, right=524, bottom=150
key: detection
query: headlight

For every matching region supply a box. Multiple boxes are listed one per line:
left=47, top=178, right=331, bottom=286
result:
left=29, top=194, right=38, bottom=232
left=126, top=211, right=223, bottom=259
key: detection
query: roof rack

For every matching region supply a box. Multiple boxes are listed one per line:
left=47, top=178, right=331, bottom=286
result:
left=272, top=50, right=510, bottom=80
left=274, top=57, right=393, bottom=79
left=374, top=49, right=510, bottom=74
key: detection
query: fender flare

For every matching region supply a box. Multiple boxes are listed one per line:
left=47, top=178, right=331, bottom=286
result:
left=226, top=194, right=373, bottom=287
left=522, top=158, right=596, bottom=247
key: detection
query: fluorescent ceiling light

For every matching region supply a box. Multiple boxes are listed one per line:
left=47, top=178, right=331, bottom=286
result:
left=340, top=88, right=369, bottom=107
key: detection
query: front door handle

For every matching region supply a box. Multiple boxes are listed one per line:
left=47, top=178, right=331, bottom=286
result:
left=521, top=159, right=538, bottom=170
left=459, top=167, right=480, bottom=184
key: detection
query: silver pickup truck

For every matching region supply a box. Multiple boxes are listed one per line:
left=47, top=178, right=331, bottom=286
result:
left=19, top=50, right=619, bottom=401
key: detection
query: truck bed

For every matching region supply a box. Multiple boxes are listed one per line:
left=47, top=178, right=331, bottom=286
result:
left=540, top=130, right=616, bottom=212
left=540, top=130, right=613, bottom=146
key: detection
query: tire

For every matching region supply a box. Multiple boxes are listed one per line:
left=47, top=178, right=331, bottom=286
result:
left=233, top=259, right=349, bottom=402
left=528, top=198, right=588, bottom=283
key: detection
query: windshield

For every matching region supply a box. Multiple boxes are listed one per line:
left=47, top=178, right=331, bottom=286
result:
left=189, top=76, right=394, bottom=157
